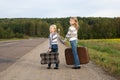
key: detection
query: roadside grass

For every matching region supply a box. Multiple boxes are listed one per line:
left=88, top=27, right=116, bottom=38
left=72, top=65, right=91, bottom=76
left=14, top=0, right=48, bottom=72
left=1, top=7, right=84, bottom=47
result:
left=78, top=39, right=120, bottom=75
left=0, top=38, right=28, bottom=42
left=0, top=38, right=22, bottom=41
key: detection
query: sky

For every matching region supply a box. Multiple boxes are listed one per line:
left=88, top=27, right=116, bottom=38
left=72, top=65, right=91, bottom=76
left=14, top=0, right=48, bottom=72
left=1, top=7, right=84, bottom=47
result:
left=0, top=0, right=120, bottom=18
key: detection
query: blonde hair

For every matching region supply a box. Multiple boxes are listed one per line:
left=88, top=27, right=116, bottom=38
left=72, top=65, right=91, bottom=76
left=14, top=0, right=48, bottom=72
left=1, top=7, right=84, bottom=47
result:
left=50, top=24, right=57, bottom=32
left=70, top=17, right=79, bottom=30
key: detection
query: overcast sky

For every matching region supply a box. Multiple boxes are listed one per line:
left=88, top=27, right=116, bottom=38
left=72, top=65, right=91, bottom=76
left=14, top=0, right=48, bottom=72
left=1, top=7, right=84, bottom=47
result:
left=0, top=0, right=120, bottom=18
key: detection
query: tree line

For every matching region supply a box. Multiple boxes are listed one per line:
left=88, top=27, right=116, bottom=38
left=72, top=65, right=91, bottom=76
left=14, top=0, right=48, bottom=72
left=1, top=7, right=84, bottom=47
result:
left=0, top=17, right=120, bottom=39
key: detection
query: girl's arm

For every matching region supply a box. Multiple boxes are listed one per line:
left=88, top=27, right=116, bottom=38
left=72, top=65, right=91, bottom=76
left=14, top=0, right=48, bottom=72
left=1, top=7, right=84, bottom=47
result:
left=57, top=33, right=68, bottom=47
left=65, top=27, right=71, bottom=39
left=63, top=27, right=71, bottom=42
left=48, top=36, right=52, bottom=51
left=57, top=33, right=64, bottom=44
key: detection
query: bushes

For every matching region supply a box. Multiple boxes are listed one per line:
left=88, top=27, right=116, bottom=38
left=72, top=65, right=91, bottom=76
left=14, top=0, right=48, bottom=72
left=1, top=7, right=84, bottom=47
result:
left=15, top=33, right=24, bottom=38
left=0, top=17, right=120, bottom=39
left=0, top=18, right=65, bottom=39
left=0, top=27, right=29, bottom=39
left=0, top=27, right=15, bottom=39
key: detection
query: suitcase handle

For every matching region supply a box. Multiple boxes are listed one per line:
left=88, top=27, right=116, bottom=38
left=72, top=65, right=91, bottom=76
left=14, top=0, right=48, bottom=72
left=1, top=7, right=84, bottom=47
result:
left=47, top=51, right=53, bottom=54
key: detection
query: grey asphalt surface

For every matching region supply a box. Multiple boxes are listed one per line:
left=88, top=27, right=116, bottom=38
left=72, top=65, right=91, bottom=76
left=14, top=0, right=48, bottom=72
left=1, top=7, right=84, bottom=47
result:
left=0, top=39, right=117, bottom=80
left=0, top=38, right=47, bottom=72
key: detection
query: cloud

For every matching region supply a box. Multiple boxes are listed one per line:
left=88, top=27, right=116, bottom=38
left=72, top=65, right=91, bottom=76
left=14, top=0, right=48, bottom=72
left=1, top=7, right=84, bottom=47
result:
left=0, top=0, right=120, bottom=18
left=89, top=9, right=120, bottom=17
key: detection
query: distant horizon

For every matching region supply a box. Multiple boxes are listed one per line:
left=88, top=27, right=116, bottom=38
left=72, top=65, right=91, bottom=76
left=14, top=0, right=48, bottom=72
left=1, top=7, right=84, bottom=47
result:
left=0, top=16, right=119, bottom=19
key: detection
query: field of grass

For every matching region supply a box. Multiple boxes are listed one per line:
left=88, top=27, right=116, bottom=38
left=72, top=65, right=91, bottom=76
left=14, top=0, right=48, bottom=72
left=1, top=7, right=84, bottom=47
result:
left=78, top=39, right=120, bottom=76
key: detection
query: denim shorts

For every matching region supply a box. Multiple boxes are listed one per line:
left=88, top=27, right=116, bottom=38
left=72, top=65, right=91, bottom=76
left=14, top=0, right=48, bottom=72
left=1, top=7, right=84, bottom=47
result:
left=51, top=44, right=58, bottom=52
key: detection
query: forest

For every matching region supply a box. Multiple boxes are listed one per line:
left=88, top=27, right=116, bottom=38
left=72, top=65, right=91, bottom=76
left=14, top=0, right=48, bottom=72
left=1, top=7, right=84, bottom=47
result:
left=0, top=17, right=120, bottom=39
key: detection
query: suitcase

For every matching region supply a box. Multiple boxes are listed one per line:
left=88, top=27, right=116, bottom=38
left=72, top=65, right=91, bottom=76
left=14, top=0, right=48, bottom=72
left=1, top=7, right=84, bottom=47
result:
left=65, top=47, right=89, bottom=65
left=40, top=52, right=59, bottom=64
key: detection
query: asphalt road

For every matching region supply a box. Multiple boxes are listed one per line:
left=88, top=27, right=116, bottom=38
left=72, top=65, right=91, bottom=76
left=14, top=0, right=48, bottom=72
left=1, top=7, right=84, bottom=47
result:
left=0, top=38, right=47, bottom=72
left=0, top=39, right=118, bottom=80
